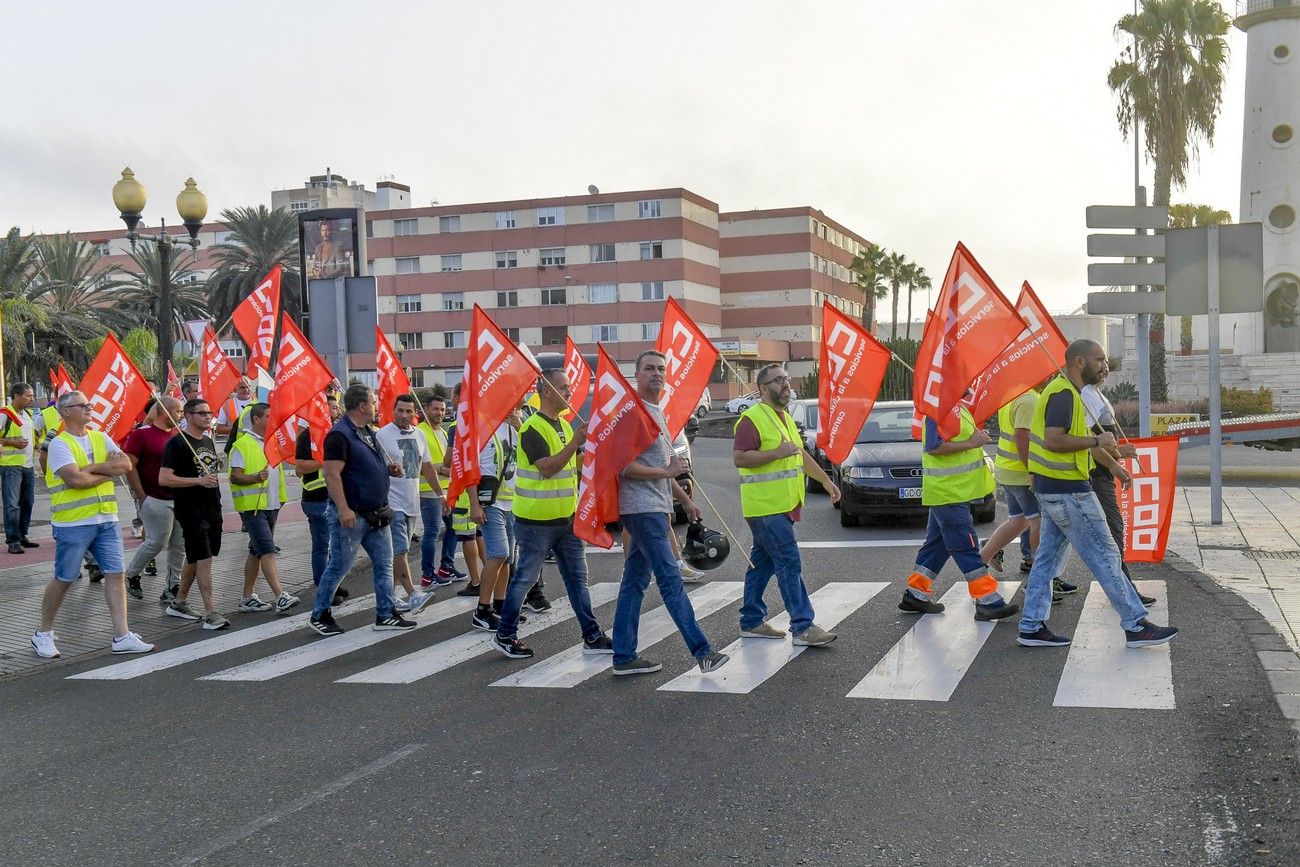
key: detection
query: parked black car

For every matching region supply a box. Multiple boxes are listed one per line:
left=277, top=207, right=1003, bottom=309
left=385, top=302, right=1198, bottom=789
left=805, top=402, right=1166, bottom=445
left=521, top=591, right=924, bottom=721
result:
left=830, top=401, right=997, bottom=527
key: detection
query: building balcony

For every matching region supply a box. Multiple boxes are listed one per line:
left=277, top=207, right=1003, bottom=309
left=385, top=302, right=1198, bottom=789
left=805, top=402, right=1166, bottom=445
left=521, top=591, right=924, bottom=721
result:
left=1236, top=0, right=1299, bottom=29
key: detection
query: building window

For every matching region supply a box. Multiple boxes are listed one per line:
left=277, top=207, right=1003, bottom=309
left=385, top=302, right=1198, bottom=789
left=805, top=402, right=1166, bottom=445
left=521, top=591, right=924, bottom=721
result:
left=496, top=290, right=519, bottom=308
left=444, top=368, right=464, bottom=387
left=495, top=210, right=517, bottom=229
left=537, top=206, right=565, bottom=226
left=593, top=324, right=619, bottom=342
left=396, top=257, right=420, bottom=275
left=397, top=332, right=424, bottom=351
left=440, top=254, right=462, bottom=272
left=289, top=201, right=310, bottom=212
left=496, top=250, right=518, bottom=269
left=638, top=200, right=662, bottom=219
left=642, top=322, right=661, bottom=341
left=589, top=283, right=617, bottom=304
left=639, top=241, right=663, bottom=260
left=439, top=215, right=460, bottom=233
left=542, top=286, right=567, bottom=306
left=442, top=292, right=465, bottom=311
left=542, top=325, right=566, bottom=346
left=224, top=345, right=245, bottom=358
left=640, top=281, right=665, bottom=301
left=539, top=247, right=566, bottom=266
left=93, top=241, right=111, bottom=257
left=398, top=294, right=422, bottom=313
left=394, top=218, right=418, bottom=236
left=365, top=220, right=374, bottom=238
left=504, top=327, right=521, bottom=343
left=590, top=243, right=615, bottom=263
left=443, top=331, right=467, bottom=349
left=409, top=369, right=425, bottom=389
left=588, top=204, right=614, bottom=223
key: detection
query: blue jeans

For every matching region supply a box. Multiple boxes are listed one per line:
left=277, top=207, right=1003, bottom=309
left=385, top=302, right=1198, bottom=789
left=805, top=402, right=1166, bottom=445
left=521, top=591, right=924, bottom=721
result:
left=53, top=521, right=124, bottom=582
left=312, top=515, right=396, bottom=619
left=1020, top=491, right=1148, bottom=633
left=482, top=505, right=515, bottom=561
left=741, top=513, right=815, bottom=634
left=911, top=503, right=1002, bottom=603
left=390, top=510, right=411, bottom=555
left=243, top=508, right=278, bottom=557
left=301, top=499, right=335, bottom=585
left=439, top=508, right=458, bottom=570
left=498, top=519, right=600, bottom=642
left=419, top=496, right=444, bottom=578
left=2, top=465, right=34, bottom=543
left=613, top=512, right=712, bottom=664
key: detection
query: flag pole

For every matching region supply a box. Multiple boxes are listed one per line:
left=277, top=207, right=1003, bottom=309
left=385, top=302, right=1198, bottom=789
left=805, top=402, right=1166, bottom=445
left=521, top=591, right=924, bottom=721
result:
left=149, top=391, right=208, bottom=466
left=683, top=469, right=755, bottom=570
left=1027, top=342, right=1142, bottom=473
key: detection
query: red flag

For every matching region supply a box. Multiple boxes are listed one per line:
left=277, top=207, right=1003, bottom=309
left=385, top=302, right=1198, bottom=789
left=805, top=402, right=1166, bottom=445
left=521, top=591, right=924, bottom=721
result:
left=966, top=282, right=1068, bottom=425
left=265, top=390, right=331, bottom=467
left=232, top=264, right=282, bottom=376
left=913, top=243, right=1026, bottom=439
left=201, top=325, right=241, bottom=408
left=165, top=361, right=182, bottom=398
left=448, top=305, right=541, bottom=506
left=575, top=346, right=662, bottom=549
left=1116, top=437, right=1180, bottom=563
left=77, top=333, right=152, bottom=443
left=375, top=327, right=412, bottom=428
left=655, top=297, right=719, bottom=440
left=563, top=336, right=592, bottom=414
left=55, top=365, right=75, bottom=397
left=263, top=314, right=334, bottom=467
left=817, top=305, right=893, bottom=465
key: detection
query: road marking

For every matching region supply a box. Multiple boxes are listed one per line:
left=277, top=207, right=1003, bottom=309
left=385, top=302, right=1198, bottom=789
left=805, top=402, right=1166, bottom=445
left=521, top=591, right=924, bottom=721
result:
left=490, top=582, right=744, bottom=689
left=847, top=581, right=1021, bottom=702
left=797, top=540, right=921, bottom=549
left=338, top=583, right=621, bottom=684
left=169, top=743, right=425, bottom=866
left=658, top=582, right=887, bottom=695
left=1053, top=580, right=1174, bottom=709
left=199, top=596, right=478, bottom=682
left=66, top=595, right=377, bottom=681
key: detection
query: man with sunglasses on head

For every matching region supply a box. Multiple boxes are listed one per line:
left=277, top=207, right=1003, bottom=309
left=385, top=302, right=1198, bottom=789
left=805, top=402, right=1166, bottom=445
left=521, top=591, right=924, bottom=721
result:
left=31, top=391, right=154, bottom=659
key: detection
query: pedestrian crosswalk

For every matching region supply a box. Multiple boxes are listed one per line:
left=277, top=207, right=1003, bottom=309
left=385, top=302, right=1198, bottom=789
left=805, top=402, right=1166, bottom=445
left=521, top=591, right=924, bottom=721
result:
left=66, top=579, right=1177, bottom=709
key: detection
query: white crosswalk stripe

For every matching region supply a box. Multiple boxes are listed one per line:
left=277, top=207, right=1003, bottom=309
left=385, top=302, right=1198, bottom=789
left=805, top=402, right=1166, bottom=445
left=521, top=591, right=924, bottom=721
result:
left=1053, top=580, right=1174, bottom=709
left=846, top=581, right=1021, bottom=702
left=490, top=582, right=745, bottom=689
left=66, top=595, right=378, bottom=681
left=199, top=596, right=478, bottom=682
left=337, top=583, right=622, bottom=684
left=658, top=582, right=888, bottom=695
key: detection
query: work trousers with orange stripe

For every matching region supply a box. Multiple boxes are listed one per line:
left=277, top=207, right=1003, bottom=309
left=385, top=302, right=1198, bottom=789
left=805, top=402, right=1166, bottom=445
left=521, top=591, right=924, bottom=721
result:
left=906, top=502, right=1002, bottom=604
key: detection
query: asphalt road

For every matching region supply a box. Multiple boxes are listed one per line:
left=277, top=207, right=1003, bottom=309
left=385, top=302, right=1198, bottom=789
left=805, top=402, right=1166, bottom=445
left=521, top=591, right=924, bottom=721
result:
left=4, top=438, right=1298, bottom=865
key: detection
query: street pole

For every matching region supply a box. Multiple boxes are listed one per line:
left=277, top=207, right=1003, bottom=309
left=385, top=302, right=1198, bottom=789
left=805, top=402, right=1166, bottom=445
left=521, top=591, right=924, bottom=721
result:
left=1135, top=186, right=1152, bottom=437
left=157, top=229, right=174, bottom=391
left=1208, top=225, right=1223, bottom=525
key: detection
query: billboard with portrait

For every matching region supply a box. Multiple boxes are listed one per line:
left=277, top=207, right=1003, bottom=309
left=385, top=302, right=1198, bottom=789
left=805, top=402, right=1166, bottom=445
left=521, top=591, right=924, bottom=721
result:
left=302, top=214, right=357, bottom=280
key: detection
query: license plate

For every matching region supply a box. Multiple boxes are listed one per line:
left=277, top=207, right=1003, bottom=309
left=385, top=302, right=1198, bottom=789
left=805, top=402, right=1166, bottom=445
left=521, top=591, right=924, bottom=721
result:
left=899, top=487, right=923, bottom=499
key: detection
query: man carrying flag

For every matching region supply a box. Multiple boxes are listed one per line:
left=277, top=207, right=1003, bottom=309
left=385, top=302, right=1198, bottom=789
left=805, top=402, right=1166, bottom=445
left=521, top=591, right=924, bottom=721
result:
left=1, top=383, right=38, bottom=555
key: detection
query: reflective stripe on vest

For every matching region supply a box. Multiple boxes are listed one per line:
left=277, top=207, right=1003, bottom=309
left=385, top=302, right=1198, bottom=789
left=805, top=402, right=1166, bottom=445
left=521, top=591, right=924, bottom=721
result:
left=417, top=422, right=449, bottom=496
left=736, top=403, right=805, bottom=519
left=513, top=413, right=576, bottom=521
left=0, top=405, right=31, bottom=467
left=39, top=406, right=61, bottom=446
left=47, top=431, right=118, bottom=523
left=920, top=406, right=995, bottom=506
left=229, top=433, right=287, bottom=512
left=1028, top=376, right=1093, bottom=481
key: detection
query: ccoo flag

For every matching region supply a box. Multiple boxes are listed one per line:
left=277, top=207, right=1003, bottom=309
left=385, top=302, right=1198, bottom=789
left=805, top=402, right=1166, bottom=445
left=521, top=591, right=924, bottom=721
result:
left=1116, top=437, right=1180, bottom=563
left=563, top=336, right=592, bottom=415
left=264, top=314, right=334, bottom=467
left=77, top=332, right=153, bottom=443
left=655, top=297, right=719, bottom=440
left=232, top=264, right=282, bottom=377
left=966, top=281, right=1068, bottom=425
left=375, top=327, right=412, bottom=428
left=201, top=325, right=241, bottom=407
left=818, top=304, right=893, bottom=465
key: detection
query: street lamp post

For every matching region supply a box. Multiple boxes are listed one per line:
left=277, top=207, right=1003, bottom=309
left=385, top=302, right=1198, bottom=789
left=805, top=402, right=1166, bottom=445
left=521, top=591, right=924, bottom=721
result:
left=111, top=167, right=208, bottom=387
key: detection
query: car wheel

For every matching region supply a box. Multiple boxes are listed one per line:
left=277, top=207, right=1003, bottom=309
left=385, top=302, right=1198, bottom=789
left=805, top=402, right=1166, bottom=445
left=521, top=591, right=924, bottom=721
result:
left=972, top=500, right=996, bottom=524
left=806, top=475, right=823, bottom=494
left=839, top=508, right=858, bottom=528
left=695, top=406, right=707, bottom=419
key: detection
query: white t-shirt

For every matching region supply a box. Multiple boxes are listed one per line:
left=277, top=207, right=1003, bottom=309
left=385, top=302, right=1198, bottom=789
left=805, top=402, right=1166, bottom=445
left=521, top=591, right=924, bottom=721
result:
left=215, top=397, right=252, bottom=428
left=1080, top=385, right=1116, bottom=427
left=229, top=431, right=282, bottom=510
left=47, top=433, right=124, bottom=527
left=480, top=422, right=518, bottom=513
left=3, top=408, right=34, bottom=468
left=376, top=422, right=430, bottom=517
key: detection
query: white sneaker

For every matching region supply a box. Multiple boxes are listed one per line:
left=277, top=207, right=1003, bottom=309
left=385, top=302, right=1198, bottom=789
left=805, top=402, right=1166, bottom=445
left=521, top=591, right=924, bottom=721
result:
left=274, top=592, right=301, bottom=615
left=678, top=560, right=704, bottom=583
left=110, top=632, right=155, bottom=654
left=31, top=631, right=60, bottom=659
left=393, top=596, right=412, bottom=613
left=406, top=590, right=434, bottom=615
left=238, top=594, right=273, bottom=613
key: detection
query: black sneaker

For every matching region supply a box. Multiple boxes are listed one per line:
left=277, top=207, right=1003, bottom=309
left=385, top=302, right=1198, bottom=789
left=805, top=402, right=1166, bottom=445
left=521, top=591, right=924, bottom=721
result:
left=126, top=576, right=143, bottom=600
left=1136, top=590, right=1157, bottom=606
left=309, top=612, right=345, bottom=636
left=87, top=564, right=104, bottom=582
left=899, top=592, right=945, bottom=615
left=331, top=591, right=348, bottom=606
left=335, top=587, right=350, bottom=600
left=144, top=559, right=157, bottom=576
left=492, top=635, right=534, bottom=659
left=987, top=548, right=1005, bottom=572
left=1019, top=558, right=1033, bottom=574
left=19, top=538, right=39, bottom=548
left=974, top=600, right=1020, bottom=621
left=523, top=591, right=553, bottom=613
left=1017, top=625, right=1071, bottom=647
left=7, top=543, right=24, bottom=555
left=1124, top=619, right=1177, bottom=648
left=159, top=586, right=177, bottom=604
left=612, top=657, right=662, bottom=676
left=582, top=634, right=614, bottom=655
left=1052, top=591, right=1064, bottom=604
left=374, top=615, right=416, bottom=631
left=456, top=583, right=481, bottom=598
left=1052, top=578, right=1079, bottom=595
left=471, top=607, right=499, bottom=631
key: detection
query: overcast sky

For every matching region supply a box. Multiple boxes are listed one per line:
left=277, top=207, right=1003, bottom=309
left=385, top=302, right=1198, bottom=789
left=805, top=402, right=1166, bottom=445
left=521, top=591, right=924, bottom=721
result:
left=1, top=0, right=1249, bottom=314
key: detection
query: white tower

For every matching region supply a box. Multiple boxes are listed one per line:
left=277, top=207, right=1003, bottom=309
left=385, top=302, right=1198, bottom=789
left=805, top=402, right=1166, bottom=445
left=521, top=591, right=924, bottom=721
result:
left=1236, top=0, right=1300, bottom=354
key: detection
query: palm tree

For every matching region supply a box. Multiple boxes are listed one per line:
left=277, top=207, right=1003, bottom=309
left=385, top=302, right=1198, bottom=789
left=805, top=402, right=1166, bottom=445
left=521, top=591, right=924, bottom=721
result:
left=205, top=205, right=303, bottom=328
left=850, top=243, right=889, bottom=332
left=115, top=243, right=210, bottom=341
left=1168, top=202, right=1232, bottom=353
left=1108, top=0, right=1231, bottom=400
left=27, top=234, right=131, bottom=375
left=880, top=250, right=911, bottom=343
left=906, top=266, right=931, bottom=341
left=0, top=227, right=49, bottom=385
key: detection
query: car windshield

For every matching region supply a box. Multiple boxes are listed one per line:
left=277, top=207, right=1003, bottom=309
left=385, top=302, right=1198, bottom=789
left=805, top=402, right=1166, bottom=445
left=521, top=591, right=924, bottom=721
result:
left=855, top=407, right=917, bottom=443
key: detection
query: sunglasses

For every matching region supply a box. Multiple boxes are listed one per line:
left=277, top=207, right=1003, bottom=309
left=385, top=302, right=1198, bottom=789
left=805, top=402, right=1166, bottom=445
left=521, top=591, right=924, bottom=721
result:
left=187, top=410, right=214, bottom=417
left=63, top=402, right=90, bottom=410
left=761, top=376, right=791, bottom=386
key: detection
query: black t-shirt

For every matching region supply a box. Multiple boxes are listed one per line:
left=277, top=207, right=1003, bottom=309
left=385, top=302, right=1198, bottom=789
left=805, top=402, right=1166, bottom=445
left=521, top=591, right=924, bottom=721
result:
left=296, top=428, right=327, bottom=502
left=518, top=412, right=572, bottom=527
left=1031, top=391, right=1091, bottom=495
left=162, top=431, right=223, bottom=517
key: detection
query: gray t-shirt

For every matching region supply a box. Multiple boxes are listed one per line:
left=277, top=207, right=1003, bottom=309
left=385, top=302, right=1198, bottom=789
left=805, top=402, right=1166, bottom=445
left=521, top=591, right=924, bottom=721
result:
left=618, top=401, right=674, bottom=516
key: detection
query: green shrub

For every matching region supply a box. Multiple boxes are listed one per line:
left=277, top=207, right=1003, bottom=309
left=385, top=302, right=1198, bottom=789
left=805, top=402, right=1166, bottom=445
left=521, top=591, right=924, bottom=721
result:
left=1220, top=386, right=1273, bottom=416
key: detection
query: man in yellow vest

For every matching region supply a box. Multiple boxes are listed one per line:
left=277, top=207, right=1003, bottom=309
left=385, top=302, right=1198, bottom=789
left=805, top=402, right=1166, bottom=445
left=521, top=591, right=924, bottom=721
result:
left=34, top=399, right=62, bottom=474
left=1, top=382, right=38, bottom=555
left=416, top=394, right=454, bottom=588
left=229, top=402, right=301, bottom=615
left=900, top=399, right=1019, bottom=621
left=733, top=363, right=841, bottom=646
left=1018, top=339, right=1178, bottom=648
left=215, top=377, right=254, bottom=439
left=31, top=391, right=154, bottom=659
